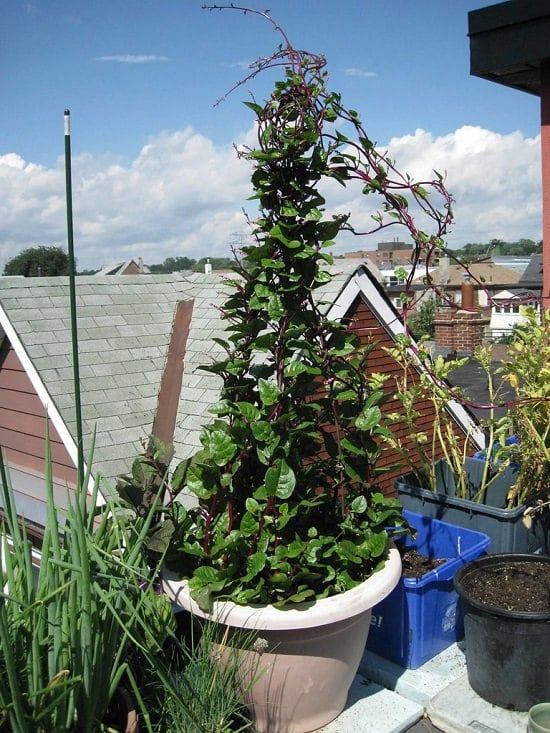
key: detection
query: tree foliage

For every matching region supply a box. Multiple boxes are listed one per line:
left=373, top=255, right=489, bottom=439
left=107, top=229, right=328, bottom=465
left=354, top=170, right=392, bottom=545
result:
left=453, top=239, right=542, bottom=262
left=148, top=256, right=235, bottom=273
left=3, top=246, right=70, bottom=277
left=407, top=296, right=437, bottom=339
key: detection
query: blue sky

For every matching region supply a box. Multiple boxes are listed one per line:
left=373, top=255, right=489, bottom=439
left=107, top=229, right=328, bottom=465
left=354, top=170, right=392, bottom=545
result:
left=0, top=0, right=543, bottom=270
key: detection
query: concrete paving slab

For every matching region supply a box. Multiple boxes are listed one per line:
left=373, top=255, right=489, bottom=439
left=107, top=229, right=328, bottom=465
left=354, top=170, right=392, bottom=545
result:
left=427, top=673, right=528, bottom=733
left=360, top=644, right=467, bottom=707
left=317, top=674, right=423, bottom=733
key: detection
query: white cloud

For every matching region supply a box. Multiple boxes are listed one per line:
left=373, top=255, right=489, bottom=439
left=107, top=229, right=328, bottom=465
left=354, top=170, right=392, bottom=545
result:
left=0, top=124, right=541, bottom=272
left=94, top=55, right=169, bottom=64
left=343, top=68, right=376, bottom=78
left=383, top=126, right=542, bottom=248
left=0, top=128, right=253, bottom=270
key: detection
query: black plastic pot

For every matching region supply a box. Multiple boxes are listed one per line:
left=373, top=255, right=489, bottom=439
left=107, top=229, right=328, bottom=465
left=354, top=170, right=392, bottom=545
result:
left=454, top=554, right=550, bottom=711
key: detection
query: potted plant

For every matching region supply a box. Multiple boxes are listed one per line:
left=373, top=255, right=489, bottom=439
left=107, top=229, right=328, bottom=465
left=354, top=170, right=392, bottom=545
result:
left=0, top=443, right=177, bottom=733
left=122, top=6, right=467, bottom=731
left=388, top=313, right=550, bottom=554
left=454, top=552, right=550, bottom=711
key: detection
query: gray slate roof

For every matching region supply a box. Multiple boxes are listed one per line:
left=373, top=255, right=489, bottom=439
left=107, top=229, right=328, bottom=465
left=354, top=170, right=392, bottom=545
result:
left=518, top=253, right=543, bottom=289
left=0, top=263, right=363, bottom=499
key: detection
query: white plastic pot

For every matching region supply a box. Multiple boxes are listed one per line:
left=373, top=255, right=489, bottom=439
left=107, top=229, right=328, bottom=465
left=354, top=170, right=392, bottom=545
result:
left=163, top=548, right=401, bottom=733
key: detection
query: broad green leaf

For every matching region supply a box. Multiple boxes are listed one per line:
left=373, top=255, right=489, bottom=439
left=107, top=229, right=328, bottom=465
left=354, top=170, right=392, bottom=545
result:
left=355, top=405, right=382, bottom=432
left=243, top=101, right=263, bottom=114
left=338, top=540, right=362, bottom=563
left=285, top=539, right=303, bottom=558
left=202, top=429, right=237, bottom=466
left=350, top=496, right=368, bottom=514
left=265, top=458, right=296, bottom=499
left=254, top=283, right=271, bottom=298
left=251, top=421, right=274, bottom=442
left=366, top=532, right=387, bottom=558
left=192, top=566, right=219, bottom=584
left=284, top=361, right=308, bottom=378
left=236, top=402, right=261, bottom=422
left=245, top=497, right=261, bottom=515
left=246, top=552, right=267, bottom=579
left=258, top=378, right=280, bottom=406
left=240, top=512, right=259, bottom=536
left=314, top=270, right=331, bottom=284
left=186, top=464, right=217, bottom=500
left=284, top=588, right=316, bottom=604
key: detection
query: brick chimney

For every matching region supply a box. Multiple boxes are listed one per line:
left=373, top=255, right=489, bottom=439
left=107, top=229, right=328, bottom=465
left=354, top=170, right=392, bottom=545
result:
left=434, top=276, right=489, bottom=354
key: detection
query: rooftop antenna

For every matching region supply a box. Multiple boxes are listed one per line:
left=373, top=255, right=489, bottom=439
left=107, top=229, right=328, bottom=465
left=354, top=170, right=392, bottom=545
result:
left=64, top=110, right=84, bottom=488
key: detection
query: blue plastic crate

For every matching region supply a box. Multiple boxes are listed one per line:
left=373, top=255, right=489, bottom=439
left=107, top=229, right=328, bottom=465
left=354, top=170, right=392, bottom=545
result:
left=366, top=510, right=490, bottom=669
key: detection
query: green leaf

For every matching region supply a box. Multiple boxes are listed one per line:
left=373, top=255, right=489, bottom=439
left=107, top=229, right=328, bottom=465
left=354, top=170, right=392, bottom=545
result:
left=258, top=378, right=280, bottom=406
left=202, top=429, right=237, bottom=466
left=267, top=294, right=285, bottom=320
left=254, top=283, right=271, bottom=299
left=265, top=459, right=296, bottom=499
left=340, top=437, right=365, bottom=456
left=366, top=532, right=387, bottom=558
left=186, top=464, right=218, bottom=500
left=261, top=258, right=285, bottom=270
left=245, top=497, right=261, bottom=515
left=284, top=588, right=316, bottom=604
left=251, top=421, right=274, bottom=442
left=355, top=405, right=382, bottom=432
left=350, top=496, right=368, bottom=514
left=284, top=361, right=308, bottom=378
left=236, top=402, right=261, bottom=422
left=304, top=208, right=322, bottom=221
left=281, top=204, right=299, bottom=217
left=245, top=552, right=267, bottom=579
left=317, top=220, right=343, bottom=241
left=285, top=539, right=303, bottom=558
left=314, top=270, right=332, bottom=284
left=192, top=566, right=219, bottom=584
left=338, top=540, right=362, bottom=563
left=243, top=101, right=263, bottom=114
left=240, top=512, right=259, bottom=536
left=171, top=457, right=192, bottom=493
left=208, top=400, right=229, bottom=415
left=146, top=519, right=176, bottom=555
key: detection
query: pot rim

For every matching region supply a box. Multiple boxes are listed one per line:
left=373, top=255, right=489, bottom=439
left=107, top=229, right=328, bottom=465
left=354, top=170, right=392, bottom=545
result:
left=163, top=547, right=401, bottom=630
left=454, top=552, right=550, bottom=620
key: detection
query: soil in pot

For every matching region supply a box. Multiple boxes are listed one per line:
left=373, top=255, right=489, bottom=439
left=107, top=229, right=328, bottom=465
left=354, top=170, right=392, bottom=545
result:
left=455, top=554, right=550, bottom=711
left=399, top=548, right=446, bottom=579
left=458, top=559, right=550, bottom=612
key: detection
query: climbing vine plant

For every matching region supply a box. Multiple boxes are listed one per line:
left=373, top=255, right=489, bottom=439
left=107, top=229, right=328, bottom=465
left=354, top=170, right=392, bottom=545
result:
left=120, top=7, right=459, bottom=609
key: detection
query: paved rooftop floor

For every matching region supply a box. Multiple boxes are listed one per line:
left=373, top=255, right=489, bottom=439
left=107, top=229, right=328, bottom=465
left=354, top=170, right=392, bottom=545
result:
left=319, top=644, right=529, bottom=733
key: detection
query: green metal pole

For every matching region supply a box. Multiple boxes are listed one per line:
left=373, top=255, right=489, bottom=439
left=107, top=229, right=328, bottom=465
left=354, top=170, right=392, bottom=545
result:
left=64, top=110, right=84, bottom=489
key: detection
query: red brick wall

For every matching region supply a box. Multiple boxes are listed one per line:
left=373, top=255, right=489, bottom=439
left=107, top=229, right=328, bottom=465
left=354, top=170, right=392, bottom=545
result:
left=0, top=338, right=76, bottom=484
left=345, top=295, right=468, bottom=496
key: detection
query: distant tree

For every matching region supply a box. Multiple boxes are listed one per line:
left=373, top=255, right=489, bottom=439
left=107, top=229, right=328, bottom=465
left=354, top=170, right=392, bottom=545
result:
left=149, top=256, right=196, bottom=273
left=77, top=268, right=99, bottom=276
left=3, top=246, right=70, bottom=277
left=407, top=296, right=437, bottom=339
left=193, top=257, right=234, bottom=272
left=453, top=238, right=542, bottom=262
